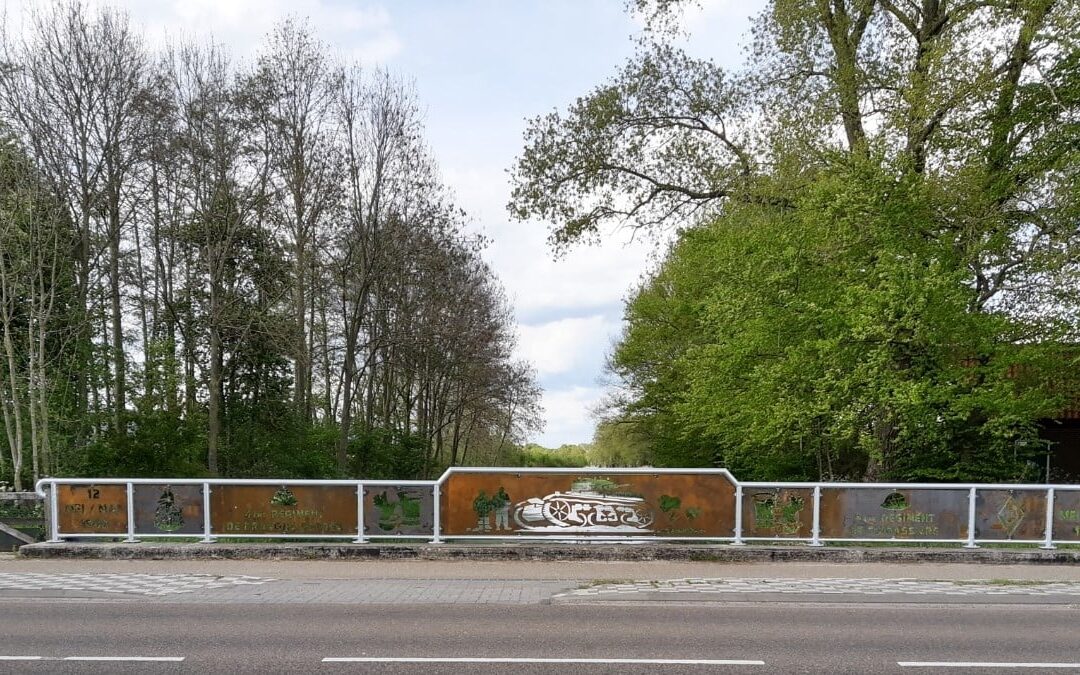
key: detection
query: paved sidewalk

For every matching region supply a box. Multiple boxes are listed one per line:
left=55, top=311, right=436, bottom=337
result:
left=0, top=571, right=271, bottom=596
left=0, top=572, right=570, bottom=604
left=4, top=561, right=1080, bottom=604
left=6, top=554, right=1080, bottom=582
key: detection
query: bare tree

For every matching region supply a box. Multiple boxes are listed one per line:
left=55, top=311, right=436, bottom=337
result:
left=253, top=20, right=342, bottom=423
left=0, top=2, right=147, bottom=435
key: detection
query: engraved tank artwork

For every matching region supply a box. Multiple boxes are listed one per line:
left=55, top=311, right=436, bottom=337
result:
left=511, top=478, right=655, bottom=533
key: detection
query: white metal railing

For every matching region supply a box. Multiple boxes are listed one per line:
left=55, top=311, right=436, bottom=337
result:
left=35, top=477, right=437, bottom=545
left=32, top=469, right=1080, bottom=549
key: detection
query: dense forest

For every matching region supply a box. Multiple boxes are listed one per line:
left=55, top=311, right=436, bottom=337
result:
left=512, top=0, right=1080, bottom=481
left=0, top=2, right=543, bottom=489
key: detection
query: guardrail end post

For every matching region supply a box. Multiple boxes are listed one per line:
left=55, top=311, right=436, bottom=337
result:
left=429, top=482, right=443, bottom=544
left=47, top=480, right=61, bottom=543
left=807, top=486, right=824, bottom=547
left=353, top=484, right=367, bottom=544
left=963, top=487, right=979, bottom=548
left=200, top=482, right=216, bottom=543
left=731, top=483, right=745, bottom=546
left=1041, top=488, right=1056, bottom=550
left=123, top=482, right=138, bottom=543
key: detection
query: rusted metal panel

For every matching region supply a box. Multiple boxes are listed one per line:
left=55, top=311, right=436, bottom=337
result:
left=742, top=487, right=814, bottom=538
left=974, top=489, right=1047, bottom=541
left=819, top=488, right=968, bottom=540
left=210, top=485, right=357, bottom=536
left=132, top=484, right=204, bottom=535
left=56, top=484, right=127, bottom=534
left=1053, top=490, right=1080, bottom=542
left=363, top=485, right=434, bottom=536
left=439, top=472, right=736, bottom=537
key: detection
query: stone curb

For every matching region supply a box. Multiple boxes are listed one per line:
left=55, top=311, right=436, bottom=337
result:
left=16, top=542, right=1080, bottom=564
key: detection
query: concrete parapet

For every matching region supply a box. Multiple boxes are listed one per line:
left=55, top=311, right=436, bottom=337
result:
left=17, top=541, right=1080, bottom=564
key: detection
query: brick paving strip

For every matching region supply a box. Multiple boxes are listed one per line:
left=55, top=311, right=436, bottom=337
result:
left=0, top=572, right=273, bottom=596
left=555, top=577, right=1080, bottom=599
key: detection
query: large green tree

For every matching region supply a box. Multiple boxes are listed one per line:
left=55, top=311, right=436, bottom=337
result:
left=613, top=162, right=1065, bottom=480
left=512, top=0, right=1080, bottom=479
left=0, top=133, right=78, bottom=489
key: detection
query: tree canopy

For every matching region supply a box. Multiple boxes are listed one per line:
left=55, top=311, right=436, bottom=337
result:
left=512, top=0, right=1080, bottom=480
left=0, top=3, right=543, bottom=488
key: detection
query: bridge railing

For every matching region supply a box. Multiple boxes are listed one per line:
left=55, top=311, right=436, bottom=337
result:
left=0, top=492, right=45, bottom=549
left=33, top=469, right=1080, bottom=548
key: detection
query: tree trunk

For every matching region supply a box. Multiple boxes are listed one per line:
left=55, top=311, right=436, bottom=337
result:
left=207, top=282, right=222, bottom=476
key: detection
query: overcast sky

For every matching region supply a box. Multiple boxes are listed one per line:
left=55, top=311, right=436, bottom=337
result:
left=3, top=0, right=767, bottom=447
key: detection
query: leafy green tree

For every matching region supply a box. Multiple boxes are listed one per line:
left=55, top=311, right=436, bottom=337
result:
left=613, top=161, right=1066, bottom=480
left=0, top=132, right=80, bottom=489
left=513, top=0, right=1079, bottom=480
left=588, top=419, right=651, bottom=467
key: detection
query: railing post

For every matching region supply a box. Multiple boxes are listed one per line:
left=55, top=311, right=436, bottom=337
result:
left=201, top=482, right=215, bottom=543
left=964, top=487, right=978, bottom=548
left=1041, top=488, right=1055, bottom=550
left=430, top=482, right=443, bottom=544
left=353, top=483, right=367, bottom=544
left=48, top=480, right=61, bottom=543
left=124, top=482, right=137, bottom=543
left=808, top=485, right=823, bottom=547
left=731, top=483, right=745, bottom=545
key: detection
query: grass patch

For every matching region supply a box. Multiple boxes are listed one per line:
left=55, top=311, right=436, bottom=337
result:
left=951, top=579, right=1056, bottom=587
left=581, top=578, right=638, bottom=587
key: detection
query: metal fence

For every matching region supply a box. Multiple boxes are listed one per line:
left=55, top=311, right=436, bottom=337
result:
left=34, top=468, right=1080, bottom=548
left=0, top=492, right=45, bottom=549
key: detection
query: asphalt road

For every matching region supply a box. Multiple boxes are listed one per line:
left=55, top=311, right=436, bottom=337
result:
left=3, top=558, right=1079, bottom=673
left=1, top=600, right=1078, bottom=674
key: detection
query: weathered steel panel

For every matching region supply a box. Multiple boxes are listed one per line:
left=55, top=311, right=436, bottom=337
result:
left=974, top=489, right=1047, bottom=541
left=439, top=472, right=736, bottom=537
left=363, top=485, right=434, bottom=536
left=1053, top=490, right=1080, bottom=542
left=133, top=484, right=204, bottom=535
left=742, top=487, right=814, bottom=538
left=819, top=488, right=968, bottom=540
left=209, top=485, right=357, bottom=536
left=56, top=484, right=127, bottom=534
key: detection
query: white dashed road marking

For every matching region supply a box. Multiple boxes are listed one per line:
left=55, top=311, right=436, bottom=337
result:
left=899, top=663, right=1080, bottom=669
left=323, top=657, right=765, bottom=665
left=64, top=657, right=184, bottom=662
left=0, top=656, right=183, bottom=662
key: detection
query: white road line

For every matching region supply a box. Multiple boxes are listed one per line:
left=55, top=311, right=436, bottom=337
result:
left=63, top=656, right=185, bottom=662
left=323, top=657, right=764, bottom=665
left=0, top=657, right=43, bottom=661
left=899, top=663, right=1080, bottom=669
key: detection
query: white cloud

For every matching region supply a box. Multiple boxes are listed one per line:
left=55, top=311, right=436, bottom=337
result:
left=446, top=166, right=668, bottom=319
left=518, top=315, right=618, bottom=377
left=489, top=222, right=663, bottom=319
left=3, top=0, right=402, bottom=65
left=537, top=386, right=605, bottom=447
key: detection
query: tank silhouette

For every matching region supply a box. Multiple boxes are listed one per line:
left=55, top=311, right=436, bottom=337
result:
left=512, top=479, right=654, bottom=531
